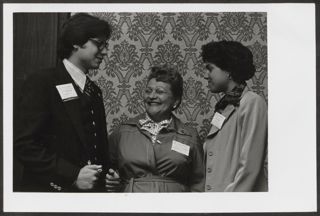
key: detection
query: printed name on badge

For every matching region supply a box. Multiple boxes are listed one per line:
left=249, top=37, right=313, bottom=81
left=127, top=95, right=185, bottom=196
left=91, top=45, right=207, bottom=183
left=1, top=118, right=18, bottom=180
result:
left=211, top=112, right=226, bottom=129
left=171, top=140, right=190, bottom=156
left=56, top=83, right=78, bottom=101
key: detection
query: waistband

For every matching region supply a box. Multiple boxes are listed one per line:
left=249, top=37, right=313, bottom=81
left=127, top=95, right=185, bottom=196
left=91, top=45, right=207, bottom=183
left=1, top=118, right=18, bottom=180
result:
left=126, top=175, right=177, bottom=183
left=124, top=175, right=185, bottom=192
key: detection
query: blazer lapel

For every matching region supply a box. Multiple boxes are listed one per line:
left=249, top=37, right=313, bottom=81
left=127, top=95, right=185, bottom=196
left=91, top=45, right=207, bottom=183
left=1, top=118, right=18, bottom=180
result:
left=54, top=62, right=89, bottom=155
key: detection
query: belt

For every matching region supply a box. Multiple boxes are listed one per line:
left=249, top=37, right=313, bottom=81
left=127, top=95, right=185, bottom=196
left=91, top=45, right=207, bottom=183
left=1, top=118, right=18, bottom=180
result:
left=124, top=175, right=187, bottom=192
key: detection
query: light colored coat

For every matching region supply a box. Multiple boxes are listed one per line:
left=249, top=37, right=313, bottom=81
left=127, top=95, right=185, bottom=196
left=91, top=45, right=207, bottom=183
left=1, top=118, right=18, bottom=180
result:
left=204, top=88, right=268, bottom=192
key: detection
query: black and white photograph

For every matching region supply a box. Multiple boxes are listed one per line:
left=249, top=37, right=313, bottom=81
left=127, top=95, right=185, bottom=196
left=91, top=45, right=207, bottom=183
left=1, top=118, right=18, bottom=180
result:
left=2, top=2, right=317, bottom=214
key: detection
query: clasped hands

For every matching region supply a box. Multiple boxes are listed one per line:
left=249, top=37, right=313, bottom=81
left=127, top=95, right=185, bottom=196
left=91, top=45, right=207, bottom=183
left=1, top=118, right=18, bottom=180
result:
left=75, top=164, right=122, bottom=192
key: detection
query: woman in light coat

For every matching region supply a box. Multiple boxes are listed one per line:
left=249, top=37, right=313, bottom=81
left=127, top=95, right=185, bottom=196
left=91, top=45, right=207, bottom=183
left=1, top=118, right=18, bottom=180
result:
left=201, top=41, right=268, bottom=192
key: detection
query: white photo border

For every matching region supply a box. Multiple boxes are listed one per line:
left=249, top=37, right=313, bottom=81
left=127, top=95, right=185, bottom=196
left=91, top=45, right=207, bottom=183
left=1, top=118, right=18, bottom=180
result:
left=3, top=3, right=317, bottom=213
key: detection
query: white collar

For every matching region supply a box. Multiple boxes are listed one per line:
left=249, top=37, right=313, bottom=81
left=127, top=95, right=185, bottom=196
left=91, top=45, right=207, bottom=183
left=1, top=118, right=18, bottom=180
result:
left=63, top=59, right=87, bottom=91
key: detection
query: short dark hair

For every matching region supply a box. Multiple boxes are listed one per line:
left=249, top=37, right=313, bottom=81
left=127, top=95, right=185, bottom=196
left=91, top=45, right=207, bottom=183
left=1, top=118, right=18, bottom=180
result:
left=147, top=65, right=183, bottom=110
left=58, top=13, right=112, bottom=59
left=201, top=40, right=256, bottom=83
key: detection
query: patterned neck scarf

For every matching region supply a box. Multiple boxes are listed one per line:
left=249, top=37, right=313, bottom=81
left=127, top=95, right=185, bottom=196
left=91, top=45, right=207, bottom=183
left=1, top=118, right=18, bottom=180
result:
left=139, top=114, right=172, bottom=144
left=215, top=83, right=246, bottom=111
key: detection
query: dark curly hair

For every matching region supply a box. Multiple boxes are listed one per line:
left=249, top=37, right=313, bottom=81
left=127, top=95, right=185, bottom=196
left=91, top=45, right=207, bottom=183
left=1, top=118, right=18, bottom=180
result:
left=201, top=41, right=256, bottom=83
left=58, top=13, right=112, bottom=59
left=147, top=65, right=183, bottom=110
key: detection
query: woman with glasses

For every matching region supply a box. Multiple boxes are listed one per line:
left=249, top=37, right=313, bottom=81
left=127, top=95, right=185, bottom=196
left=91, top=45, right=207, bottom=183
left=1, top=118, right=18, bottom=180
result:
left=105, top=65, right=205, bottom=192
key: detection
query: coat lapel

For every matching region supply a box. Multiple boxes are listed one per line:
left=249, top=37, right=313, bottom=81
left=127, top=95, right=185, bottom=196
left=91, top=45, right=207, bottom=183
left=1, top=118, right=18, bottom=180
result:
left=207, top=104, right=236, bottom=137
left=220, top=104, right=236, bottom=121
left=53, top=62, right=89, bottom=155
left=206, top=87, right=249, bottom=138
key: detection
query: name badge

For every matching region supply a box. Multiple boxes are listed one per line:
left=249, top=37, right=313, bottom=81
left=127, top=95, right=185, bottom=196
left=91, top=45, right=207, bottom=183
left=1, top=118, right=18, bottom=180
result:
left=171, top=140, right=190, bottom=156
left=211, top=112, right=226, bottom=129
left=56, top=83, right=78, bottom=101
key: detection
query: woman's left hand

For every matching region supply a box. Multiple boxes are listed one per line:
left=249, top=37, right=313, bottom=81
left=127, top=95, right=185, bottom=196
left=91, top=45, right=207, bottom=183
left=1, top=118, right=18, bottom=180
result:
left=105, top=168, right=123, bottom=192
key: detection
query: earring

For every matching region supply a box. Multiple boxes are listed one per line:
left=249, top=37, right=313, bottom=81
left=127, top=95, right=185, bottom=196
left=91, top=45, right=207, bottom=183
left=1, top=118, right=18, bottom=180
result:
left=73, top=45, right=80, bottom=50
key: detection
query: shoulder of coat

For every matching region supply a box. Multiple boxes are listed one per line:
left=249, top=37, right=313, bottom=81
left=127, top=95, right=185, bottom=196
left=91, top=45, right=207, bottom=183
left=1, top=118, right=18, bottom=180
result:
left=240, top=90, right=267, bottom=112
left=172, top=116, right=197, bottom=137
left=241, top=90, right=266, bottom=104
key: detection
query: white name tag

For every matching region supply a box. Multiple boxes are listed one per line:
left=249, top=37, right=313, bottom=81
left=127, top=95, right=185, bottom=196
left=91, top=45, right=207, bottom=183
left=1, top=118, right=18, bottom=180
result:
left=56, top=83, right=78, bottom=101
left=171, top=140, right=190, bottom=156
left=211, top=112, right=226, bottom=129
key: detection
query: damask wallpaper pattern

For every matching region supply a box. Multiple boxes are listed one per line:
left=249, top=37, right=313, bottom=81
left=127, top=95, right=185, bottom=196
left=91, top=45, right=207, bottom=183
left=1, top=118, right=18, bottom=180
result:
left=85, top=12, right=267, bottom=141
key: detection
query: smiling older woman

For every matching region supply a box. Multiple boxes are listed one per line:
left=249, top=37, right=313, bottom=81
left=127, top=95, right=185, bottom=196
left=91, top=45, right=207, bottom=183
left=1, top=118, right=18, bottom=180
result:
left=105, top=65, right=205, bottom=192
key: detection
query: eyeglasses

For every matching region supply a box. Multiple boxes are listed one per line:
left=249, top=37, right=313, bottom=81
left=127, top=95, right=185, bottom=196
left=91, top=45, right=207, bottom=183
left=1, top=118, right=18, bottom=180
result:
left=89, top=38, right=109, bottom=51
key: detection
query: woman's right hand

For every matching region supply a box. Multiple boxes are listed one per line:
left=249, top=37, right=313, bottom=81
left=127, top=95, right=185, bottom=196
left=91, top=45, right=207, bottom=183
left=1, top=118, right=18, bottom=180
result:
left=105, top=168, right=123, bottom=192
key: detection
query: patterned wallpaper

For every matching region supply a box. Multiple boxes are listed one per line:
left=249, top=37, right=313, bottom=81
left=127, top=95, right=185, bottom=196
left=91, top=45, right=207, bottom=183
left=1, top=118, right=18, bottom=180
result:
left=85, top=12, right=267, bottom=141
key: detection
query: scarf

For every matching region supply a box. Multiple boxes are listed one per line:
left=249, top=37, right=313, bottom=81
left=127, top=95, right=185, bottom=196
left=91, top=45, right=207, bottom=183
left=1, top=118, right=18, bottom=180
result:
left=139, top=114, right=172, bottom=144
left=215, top=83, right=246, bottom=111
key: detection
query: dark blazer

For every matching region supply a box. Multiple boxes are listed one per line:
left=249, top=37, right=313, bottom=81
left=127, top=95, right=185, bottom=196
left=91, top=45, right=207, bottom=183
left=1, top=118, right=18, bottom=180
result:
left=14, top=61, right=109, bottom=192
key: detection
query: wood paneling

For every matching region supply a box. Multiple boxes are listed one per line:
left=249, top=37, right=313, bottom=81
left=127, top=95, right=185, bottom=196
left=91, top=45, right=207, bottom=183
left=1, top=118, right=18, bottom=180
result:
left=13, top=13, right=69, bottom=191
